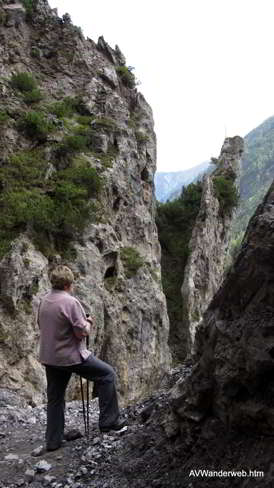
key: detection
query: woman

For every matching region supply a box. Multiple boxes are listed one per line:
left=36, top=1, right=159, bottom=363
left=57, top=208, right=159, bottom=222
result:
left=38, top=265, right=125, bottom=451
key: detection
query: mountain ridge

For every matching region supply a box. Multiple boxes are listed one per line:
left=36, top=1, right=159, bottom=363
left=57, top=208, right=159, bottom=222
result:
left=155, top=160, right=210, bottom=202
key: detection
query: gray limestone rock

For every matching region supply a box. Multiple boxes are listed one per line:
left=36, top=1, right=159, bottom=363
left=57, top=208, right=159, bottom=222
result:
left=43, top=475, right=56, bottom=485
left=31, top=445, right=45, bottom=457
left=97, top=36, right=119, bottom=65
left=0, top=0, right=171, bottom=406
left=4, top=453, right=19, bottom=461
left=25, top=469, right=35, bottom=482
left=99, top=67, right=119, bottom=89
left=180, top=136, right=244, bottom=357
left=34, top=460, right=52, bottom=472
left=3, top=3, right=25, bottom=27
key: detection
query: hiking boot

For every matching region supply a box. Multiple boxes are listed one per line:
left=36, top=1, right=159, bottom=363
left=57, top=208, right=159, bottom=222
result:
left=64, top=429, right=83, bottom=441
left=100, top=418, right=127, bottom=433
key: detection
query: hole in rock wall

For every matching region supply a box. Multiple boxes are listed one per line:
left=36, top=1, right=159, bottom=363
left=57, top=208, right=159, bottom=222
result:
left=103, top=251, right=118, bottom=282
left=112, top=184, right=122, bottom=211
left=104, top=266, right=116, bottom=279
left=113, top=197, right=121, bottom=211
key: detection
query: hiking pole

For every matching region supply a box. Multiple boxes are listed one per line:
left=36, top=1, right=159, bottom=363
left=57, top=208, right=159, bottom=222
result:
left=86, top=333, right=90, bottom=440
left=80, top=375, right=87, bottom=436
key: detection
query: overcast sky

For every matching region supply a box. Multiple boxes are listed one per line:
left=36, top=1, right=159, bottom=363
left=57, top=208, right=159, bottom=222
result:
left=49, top=0, right=274, bottom=172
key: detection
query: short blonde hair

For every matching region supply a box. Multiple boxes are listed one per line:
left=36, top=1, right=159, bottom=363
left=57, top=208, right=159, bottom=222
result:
left=50, top=265, right=74, bottom=290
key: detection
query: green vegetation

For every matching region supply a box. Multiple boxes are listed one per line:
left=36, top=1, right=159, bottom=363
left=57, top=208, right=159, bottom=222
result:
left=156, top=182, right=203, bottom=352
left=23, top=88, right=43, bottom=105
left=0, top=149, right=102, bottom=258
left=18, top=111, right=53, bottom=140
left=48, top=96, right=90, bottom=119
left=92, top=117, right=117, bottom=132
left=50, top=97, right=83, bottom=119
left=76, top=115, right=94, bottom=126
left=56, top=134, right=89, bottom=158
left=21, top=0, right=36, bottom=18
left=0, top=150, right=47, bottom=190
left=10, top=72, right=43, bottom=105
left=213, top=176, right=239, bottom=215
left=54, top=116, right=118, bottom=165
left=0, top=111, right=9, bottom=124
left=115, top=66, right=136, bottom=89
left=120, top=247, right=144, bottom=278
left=231, top=116, right=274, bottom=249
left=10, top=72, right=37, bottom=93
left=0, top=85, right=119, bottom=258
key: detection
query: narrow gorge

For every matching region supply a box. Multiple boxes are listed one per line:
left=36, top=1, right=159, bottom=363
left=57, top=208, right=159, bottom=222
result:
left=1, top=1, right=274, bottom=488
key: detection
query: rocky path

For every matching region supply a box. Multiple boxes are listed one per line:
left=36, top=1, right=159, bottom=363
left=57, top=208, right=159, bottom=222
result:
left=1, top=366, right=273, bottom=488
left=0, top=389, right=180, bottom=488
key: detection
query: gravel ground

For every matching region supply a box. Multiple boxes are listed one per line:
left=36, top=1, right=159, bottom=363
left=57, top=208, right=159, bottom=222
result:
left=0, top=366, right=273, bottom=488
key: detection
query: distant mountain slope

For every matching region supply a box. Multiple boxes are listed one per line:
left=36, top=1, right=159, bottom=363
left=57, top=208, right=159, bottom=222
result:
left=155, top=161, right=210, bottom=202
left=232, top=116, right=274, bottom=241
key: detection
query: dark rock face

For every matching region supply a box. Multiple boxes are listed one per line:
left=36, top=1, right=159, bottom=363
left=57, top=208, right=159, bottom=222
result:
left=173, top=180, right=274, bottom=434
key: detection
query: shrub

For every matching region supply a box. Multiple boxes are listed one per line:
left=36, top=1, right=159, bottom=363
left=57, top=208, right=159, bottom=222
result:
left=0, top=150, right=102, bottom=257
left=0, top=189, right=55, bottom=232
left=93, top=117, right=117, bottom=132
left=76, top=115, right=95, bottom=126
left=0, top=111, right=9, bottom=124
left=58, top=166, right=102, bottom=198
left=0, top=150, right=47, bottom=190
left=213, top=176, right=239, bottom=215
left=11, top=72, right=37, bottom=92
left=0, top=230, right=17, bottom=259
left=23, top=88, right=43, bottom=105
left=115, top=66, right=136, bottom=88
left=21, top=0, right=35, bottom=18
left=50, top=98, right=77, bottom=118
left=50, top=96, right=89, bottom=119
left=18, top=111, right=53, bottom=140
left=120, top=247, right=144, bottom=278
left=56, top=134, right=88, bottom=160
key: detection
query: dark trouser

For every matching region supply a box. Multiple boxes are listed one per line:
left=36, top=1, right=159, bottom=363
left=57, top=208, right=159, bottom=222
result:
left=45, top=355, right=119, bottom=449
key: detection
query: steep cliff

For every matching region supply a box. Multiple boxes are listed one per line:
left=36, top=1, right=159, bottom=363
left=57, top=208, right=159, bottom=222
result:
left=172, top=178, right=274, bottom=435
left=0, top=0, right=171, bottom=404
left=158, top=136, right=244, bottom=363
left=181, top=136, right=244, bottom=357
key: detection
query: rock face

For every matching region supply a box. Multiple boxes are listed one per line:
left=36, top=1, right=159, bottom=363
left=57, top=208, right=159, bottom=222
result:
left=0, top=0, right=170, bottom=404
left=173, top=179, right=274, bottom=434
left=180, top=136, right=244, bottom=357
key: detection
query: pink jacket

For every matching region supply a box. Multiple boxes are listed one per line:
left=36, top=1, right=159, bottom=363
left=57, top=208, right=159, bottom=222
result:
left=38, top=290, right=91, bottom=366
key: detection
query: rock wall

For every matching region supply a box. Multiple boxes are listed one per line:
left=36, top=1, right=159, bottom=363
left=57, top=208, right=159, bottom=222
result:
left=0, top=0, right=171, bottom=405
left=180, top=136, right=244, bottom=356
left=172, top=179, right=274, bottom=434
